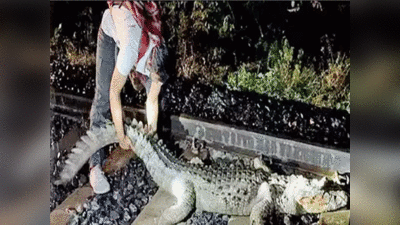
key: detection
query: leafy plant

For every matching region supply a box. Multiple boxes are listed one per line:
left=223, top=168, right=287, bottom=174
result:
left=163, top=1, right=238, bottom=84
left=227, top=37, right=350, bottom=112
left=312, top=53, right=350, bottom=112
left=50, top=6, right=97, bottom=66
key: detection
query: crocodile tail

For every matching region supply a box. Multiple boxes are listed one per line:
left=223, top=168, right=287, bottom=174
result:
left=54, top=123, right=118, bottom=185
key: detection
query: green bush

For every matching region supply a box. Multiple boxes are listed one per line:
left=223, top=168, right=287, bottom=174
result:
left=50, top=10, right=96, bottom=67
left=227, top=37, right=350, bottom=112
left=161, top=1, right=350, bottom=112
left=313, top=54, right=350, bottom=112
left=163, top=1, right=233, bottom=84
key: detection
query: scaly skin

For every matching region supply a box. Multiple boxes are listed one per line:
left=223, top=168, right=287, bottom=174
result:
left=55, top=119, right=348, bottom=225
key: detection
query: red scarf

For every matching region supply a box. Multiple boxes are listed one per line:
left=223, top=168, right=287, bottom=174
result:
left=107, top=1, right=162, bottom=64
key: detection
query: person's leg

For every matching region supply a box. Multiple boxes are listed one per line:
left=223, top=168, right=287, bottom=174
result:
left=89, top=28, right=116, bottom=130
left=88, top=28, right=116, bottom=194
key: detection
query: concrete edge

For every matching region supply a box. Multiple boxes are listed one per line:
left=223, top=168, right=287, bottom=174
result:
left=171, top=115, right=350, bottom=173
left=50, top=91, right=349, bottom=173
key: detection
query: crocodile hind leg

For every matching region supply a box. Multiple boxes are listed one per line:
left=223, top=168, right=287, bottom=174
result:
left=250, top=182, right=273, bottom=225
left=158, top=180, right=195, bottom=225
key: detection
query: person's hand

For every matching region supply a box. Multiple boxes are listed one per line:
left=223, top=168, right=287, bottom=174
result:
left=119, top=135, right=134, bottom=150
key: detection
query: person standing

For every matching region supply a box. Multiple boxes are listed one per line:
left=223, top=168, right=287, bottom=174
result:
left=88, top=0, right=168, bottom=194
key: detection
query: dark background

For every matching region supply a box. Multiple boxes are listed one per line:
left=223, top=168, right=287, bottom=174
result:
left=49, top=1, right=350, bottom=77
left=0, top=0, right=399, bottom=224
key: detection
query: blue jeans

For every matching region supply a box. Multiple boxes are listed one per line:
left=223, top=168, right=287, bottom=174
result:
left=89, top=28, right=117, bottom=168
left=89, top=28, right=169, bottom=168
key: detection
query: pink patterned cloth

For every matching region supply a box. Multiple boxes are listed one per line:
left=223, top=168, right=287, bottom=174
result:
left=107, top=0, right=162, bottom=65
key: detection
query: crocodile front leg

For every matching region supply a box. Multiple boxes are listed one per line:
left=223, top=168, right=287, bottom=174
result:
left=250, top=200, right=273, bottom=225
left=250, top=182, right=272, bottom=225
left=158, top=179, right=195, bottom=225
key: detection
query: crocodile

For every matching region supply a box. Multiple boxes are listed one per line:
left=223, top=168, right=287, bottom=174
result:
left=55, top=118, right=348, bottom=225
